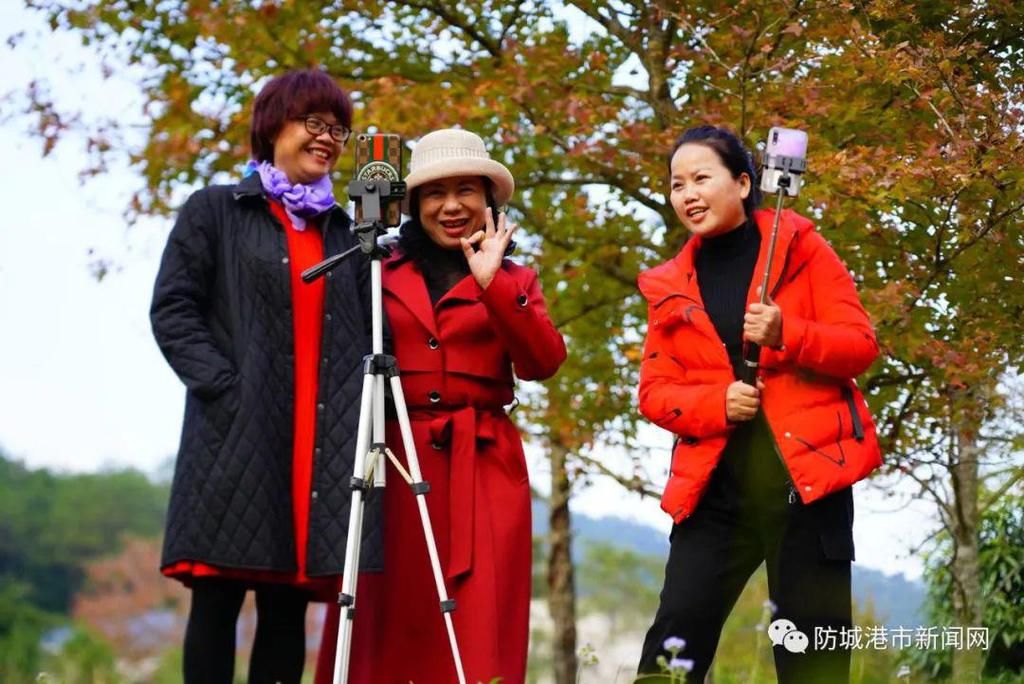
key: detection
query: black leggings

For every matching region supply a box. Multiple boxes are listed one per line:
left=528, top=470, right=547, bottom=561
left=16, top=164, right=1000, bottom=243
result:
left=183, top=578, right=310, bottom=684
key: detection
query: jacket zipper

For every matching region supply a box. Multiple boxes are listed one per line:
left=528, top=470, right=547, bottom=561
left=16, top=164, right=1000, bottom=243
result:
left=767, top=236, right=799, bottom=503
left=769, top=238, right=794, bottom=300
left=757, top=411, right=794, bottom=501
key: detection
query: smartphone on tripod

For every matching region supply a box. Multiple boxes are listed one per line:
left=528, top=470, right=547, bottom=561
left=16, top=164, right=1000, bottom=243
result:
left=353, top=133, right=404, bottom=227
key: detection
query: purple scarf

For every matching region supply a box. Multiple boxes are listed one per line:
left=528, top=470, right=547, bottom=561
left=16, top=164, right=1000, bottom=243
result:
left=244, top=160, right=336, bottom=231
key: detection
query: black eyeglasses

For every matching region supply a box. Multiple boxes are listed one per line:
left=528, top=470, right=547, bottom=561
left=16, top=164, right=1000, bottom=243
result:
left=295, top=115, right=351, bottom=144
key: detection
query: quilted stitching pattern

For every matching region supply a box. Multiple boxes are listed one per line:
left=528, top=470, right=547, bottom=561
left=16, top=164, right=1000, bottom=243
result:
left=154, top=180, right=383, bottom=576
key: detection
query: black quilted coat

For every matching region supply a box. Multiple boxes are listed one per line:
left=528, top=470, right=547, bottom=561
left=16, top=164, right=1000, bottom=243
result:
left=151, top=173, right=382, bottom=577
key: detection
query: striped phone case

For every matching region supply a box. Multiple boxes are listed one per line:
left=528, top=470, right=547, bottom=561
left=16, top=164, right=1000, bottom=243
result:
left=353, top=133, right=403, bottom=227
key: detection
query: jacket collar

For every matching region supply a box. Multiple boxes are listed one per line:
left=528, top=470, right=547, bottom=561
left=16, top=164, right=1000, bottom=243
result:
left=231, top=172, right=264, bottom=201
left=638, top=208, right=803, bottom=307
left=383, top=253, right=439, bottom=337
left=383, top=250, right=486, bottom=336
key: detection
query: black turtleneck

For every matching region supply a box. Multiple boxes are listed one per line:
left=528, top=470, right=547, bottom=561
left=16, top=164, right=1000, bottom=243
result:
left=695, top=218, right=761, bottom=379
left=696, top=219, right=793, bottom=505
left=398, top=222, right=471, bottom=304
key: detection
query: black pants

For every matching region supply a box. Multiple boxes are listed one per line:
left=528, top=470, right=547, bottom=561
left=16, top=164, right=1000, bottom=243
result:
left=639, top=415, right=854, bottom=683
left=183, top=577, right=311, bottom=684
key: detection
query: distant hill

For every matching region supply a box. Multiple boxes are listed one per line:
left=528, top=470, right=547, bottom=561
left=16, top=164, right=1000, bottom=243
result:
left=531, top=500, right=926, bottom=628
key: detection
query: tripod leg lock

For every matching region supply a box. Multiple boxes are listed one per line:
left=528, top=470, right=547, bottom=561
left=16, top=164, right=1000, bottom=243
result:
left=362, top=353, right=400, bottom=378
left=338, top=592, right=354, bottom=607
left=411, top=481, right=431, bottom=495
left=440, top=599, right=457, bottom=614
left=349, top=476, right=371, bottom=492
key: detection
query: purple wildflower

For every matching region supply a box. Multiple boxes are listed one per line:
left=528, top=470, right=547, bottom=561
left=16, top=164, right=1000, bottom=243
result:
left=663, top=636, right=687, bottom=652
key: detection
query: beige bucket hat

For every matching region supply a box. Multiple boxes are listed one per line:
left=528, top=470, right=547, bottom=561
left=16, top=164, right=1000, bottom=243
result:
left=403, top=128, right=515, bottom=213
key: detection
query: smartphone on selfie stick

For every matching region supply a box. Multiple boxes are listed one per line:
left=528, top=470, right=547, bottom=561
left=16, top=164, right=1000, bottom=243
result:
left=740, top=127, right=808, bottom=386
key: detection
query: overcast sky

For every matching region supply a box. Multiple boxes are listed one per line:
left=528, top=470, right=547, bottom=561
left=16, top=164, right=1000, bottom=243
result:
left=0, top=4, right=934, bottom=580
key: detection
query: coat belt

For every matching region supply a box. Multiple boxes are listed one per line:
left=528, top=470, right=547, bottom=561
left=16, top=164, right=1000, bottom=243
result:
left=409, top=406, right=502, bottom=579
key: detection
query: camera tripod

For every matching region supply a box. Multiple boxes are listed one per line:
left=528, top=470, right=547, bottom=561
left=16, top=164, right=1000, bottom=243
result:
left=303, top=178, right=467, bottom=684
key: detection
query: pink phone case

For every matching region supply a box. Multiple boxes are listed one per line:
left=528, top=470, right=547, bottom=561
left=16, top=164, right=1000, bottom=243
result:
left=766, top=127, right=808, bottom=159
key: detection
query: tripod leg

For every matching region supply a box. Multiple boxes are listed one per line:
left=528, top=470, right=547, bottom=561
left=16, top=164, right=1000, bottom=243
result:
left=372, top=375, right=387, bottom=488
left=331, top=371, right=377, bottom=684
left=387, top=375, right=468, bottom=684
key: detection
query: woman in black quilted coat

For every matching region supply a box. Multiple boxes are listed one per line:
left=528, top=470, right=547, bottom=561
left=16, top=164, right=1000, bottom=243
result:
left=150, top=69, right=378, bottom=684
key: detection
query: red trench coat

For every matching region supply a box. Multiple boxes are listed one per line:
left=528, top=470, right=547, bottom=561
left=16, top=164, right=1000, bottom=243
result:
left=316, top=252, right=566, bottom=684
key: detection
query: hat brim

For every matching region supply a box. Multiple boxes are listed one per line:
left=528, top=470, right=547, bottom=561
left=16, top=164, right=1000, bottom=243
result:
left=402, top=158, right=514, bottom=215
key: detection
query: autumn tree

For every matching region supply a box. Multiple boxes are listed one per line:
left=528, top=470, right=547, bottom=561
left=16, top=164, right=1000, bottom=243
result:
left=72, top=537, right=188, bottom=663
left=10, top=1, right=1024, bottom=681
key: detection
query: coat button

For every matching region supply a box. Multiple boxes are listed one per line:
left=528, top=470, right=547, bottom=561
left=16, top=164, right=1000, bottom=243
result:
left=317, top=403, right=325, bottom=412
left=326, top=272, right=333, bottom=279
left=325, top=313, right=332, bottom=322
left=428, top=337, right=439, bottom=350
left=282, top=256, right=290, bottom=264
left=311, top=490, right=318, bottom=500
left=517, top=294, right=528, bottom=307
left=315, top=447, right=322, bottom=457
left=431, top=442, right=444, bottom=451
left=428, top=391, right=441, bottom=404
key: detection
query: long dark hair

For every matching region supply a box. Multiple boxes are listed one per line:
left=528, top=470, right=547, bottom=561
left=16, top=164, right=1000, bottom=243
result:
left=668, top=125, right=762, bottom=218
left=397, top=177, right=514, bottom=259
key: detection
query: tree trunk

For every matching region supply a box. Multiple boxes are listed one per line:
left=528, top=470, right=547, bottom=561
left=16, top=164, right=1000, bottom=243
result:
left=547, top=441, right=578, bottom=684
left=949, top=420, right=985, bottom=682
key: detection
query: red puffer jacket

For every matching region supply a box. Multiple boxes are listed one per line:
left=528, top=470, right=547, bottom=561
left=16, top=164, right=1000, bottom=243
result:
left=637, top=208, right=883, bottom=523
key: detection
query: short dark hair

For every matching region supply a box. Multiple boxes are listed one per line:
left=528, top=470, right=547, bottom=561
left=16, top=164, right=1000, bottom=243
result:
left=668, top=125, right=762, bottom=218
left=250, top=69, right=353, bottom=163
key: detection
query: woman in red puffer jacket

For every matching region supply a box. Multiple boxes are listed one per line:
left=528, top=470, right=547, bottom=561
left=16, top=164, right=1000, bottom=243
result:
left=636, top=125, right=882, bottom=684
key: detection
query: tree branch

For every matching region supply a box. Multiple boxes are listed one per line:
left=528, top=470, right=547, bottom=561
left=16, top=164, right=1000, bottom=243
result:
left=980, top=469, right=1024, bottom=514
left=393, top=0, right=503, bottom=58
left=573, top=451, right=661, bottom=498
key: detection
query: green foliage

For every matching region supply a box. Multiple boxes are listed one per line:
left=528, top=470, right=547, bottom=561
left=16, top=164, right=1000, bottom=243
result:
left=576, top=541, right=660, bottom=631
left=38, top=626, right=119, bottom=684
left=914, top=491, right=1024, bottom=680
left=0, top=450, right=168, bottom=614
left=0, top=580, right=56, bottom=684
left=147, top=645, right=183, bottom=684
left=0, top=450, right=170, bottom=681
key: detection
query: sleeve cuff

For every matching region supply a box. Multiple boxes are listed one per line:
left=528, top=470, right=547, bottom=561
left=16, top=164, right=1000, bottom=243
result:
left=478, top=267, right=524, bottom=310
left=771, top=314, right=807, bottom=365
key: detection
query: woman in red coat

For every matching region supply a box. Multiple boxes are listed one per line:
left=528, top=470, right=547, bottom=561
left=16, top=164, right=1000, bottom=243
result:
left=316, top=128, right=566, bottom=683
left=636, top=126, right=882, bottom=683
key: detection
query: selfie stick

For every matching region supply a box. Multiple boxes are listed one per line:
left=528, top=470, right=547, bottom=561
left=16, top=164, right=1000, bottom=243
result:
left=303, top=173, right=468, bottom=684
left=740, top=146, right=806, bottom=386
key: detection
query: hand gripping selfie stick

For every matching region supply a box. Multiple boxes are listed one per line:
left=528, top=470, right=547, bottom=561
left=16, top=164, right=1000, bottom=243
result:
left=740, top=128, right=807, bottom=386
left=303, top=144, right=467, bottom=684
